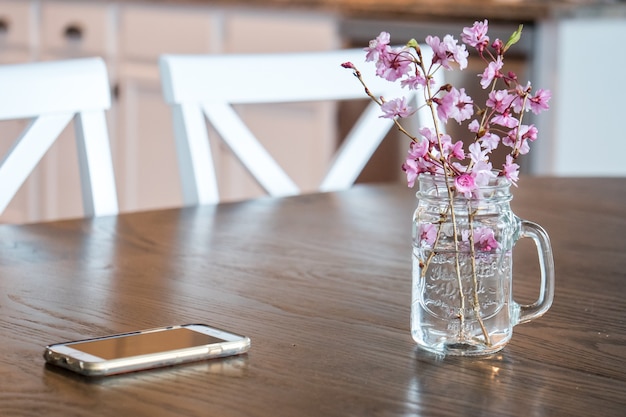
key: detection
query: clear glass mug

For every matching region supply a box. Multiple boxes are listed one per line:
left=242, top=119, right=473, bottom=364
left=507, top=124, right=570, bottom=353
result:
left=411, top=174, right=555, bottom=356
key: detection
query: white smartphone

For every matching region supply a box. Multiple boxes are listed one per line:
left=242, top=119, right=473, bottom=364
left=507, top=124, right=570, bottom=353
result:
left=43, top=323, right=250, bottom=377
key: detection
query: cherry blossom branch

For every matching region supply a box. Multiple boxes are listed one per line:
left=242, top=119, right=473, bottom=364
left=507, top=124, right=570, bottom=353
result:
left=345, top=20, right=551, bottom=347
left=467, top=207, right=491, bottom=345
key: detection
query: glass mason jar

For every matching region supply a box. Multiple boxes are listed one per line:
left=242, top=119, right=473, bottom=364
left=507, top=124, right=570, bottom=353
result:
left=411, top=173, right=555, bottom=356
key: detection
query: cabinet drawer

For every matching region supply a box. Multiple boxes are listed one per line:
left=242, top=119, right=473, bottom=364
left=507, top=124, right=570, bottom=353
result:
left=40, top=1, right=113, bottom=57
left=0, top=0, right=35, bottom=49
left=224, top=10, right=339, bottom=52
left=120, top=5, right=216, bottom=61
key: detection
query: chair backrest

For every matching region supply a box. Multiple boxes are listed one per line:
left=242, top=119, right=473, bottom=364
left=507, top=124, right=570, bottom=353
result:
left=0, top=57, right=118, bottom=218
left=159, top=47, right=442, bottom=205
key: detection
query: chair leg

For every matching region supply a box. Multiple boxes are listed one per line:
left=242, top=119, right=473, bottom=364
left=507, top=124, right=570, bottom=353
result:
left=75, top=110, right=119, bottom=217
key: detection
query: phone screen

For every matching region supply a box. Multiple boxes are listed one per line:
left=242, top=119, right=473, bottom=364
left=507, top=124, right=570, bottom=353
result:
left=68, top=328, right=225, bottom=360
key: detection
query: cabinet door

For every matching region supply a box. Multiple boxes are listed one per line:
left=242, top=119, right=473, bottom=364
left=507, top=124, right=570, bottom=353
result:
left=116, top=4, right=218, bottom=212
left=217, top=11, right=341, bottom=201
left=0, top=118, right=38, bottom=224
left=0, top=0, right=35, bottom=61
left=39, top=0, right=114, bottom=58
left=0, top=1, right=37, bottom=223
left=115, top=67, right=183, bottom=211
left=33, top=1, right=116, bottom=222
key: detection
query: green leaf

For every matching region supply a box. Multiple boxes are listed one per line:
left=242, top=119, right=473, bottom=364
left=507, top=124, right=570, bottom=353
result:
left=503, top=24, right=523, bottom=53
left=406, top=38, right=419, bottom=49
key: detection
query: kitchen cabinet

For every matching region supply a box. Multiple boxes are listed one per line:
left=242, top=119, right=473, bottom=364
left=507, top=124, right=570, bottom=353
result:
left=116, top=4, right=340, bottom=209
left=0, top=1, right=39, bottom=223
left=0, top=0, right=341, bottom=222
left=1, top=0, right=624, bottom=223
left=0, top=0, right=117, bottom=223
left=36, top=1, right=117, bottom=221
left=115, top=4, right=219, bottom=211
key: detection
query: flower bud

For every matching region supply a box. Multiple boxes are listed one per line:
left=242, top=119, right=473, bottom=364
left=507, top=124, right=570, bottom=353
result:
left=492, top=39, right=503, bottom=54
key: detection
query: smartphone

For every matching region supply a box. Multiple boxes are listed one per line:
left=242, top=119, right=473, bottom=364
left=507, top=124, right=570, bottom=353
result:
left=43, top=323, right=250, bottom=377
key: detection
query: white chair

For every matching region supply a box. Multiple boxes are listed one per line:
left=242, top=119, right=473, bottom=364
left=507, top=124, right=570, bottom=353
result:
left=159, top=47, right=441, bottom=205
left=0, top=57, right=118, bottom=218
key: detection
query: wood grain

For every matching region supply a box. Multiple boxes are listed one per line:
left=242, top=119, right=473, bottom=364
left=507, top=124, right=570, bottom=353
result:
left=0, top=178, right=625, bottom=416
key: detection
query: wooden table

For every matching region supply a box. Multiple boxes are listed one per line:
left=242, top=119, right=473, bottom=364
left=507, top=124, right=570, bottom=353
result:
left=1, top=178, right=625, bottom=416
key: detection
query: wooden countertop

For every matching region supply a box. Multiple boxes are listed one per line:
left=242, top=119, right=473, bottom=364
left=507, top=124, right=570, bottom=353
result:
left=125, top=0, right=623, bottom=23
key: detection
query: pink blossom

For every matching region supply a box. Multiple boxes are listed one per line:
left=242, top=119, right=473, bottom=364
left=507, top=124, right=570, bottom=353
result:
left=451, top=161, right=466, bottom=174
left=474, top=227, right=499, bottom=251
left=479, top=56, right=503, bottom=89
left=426, top=34, right=468, bottom=70
left=492, top=38, right=504, bottom=53
left=379, top=97, right=414, bottom=119
left=503, top=154, right=520, bottom=185
left=517, top=139, right=530, bottom=155
left=502, top=132, right=514, bottom=149
left=351, top=25, right=550, bottom=197
left=503, top=130, right=531, bottom=155
left=408, top=139, right=429, bottom=159
left=450, top=141, right=465, bottom=161
left=425, top=35, right=449, bottom=68
left=468, top=142, right=488, bottom=164
left=462, top=20, right=490, bottom=51
left=438, top=134, right=453, bottom=153
left=437, top=87, right=474, bottom=123
left=479, top=132, right=500, bottom=151
left=468, top=119, right=480, bottom=133
left=506, top=125, right=536, bottom=156
left=419, top=158, right=441, bottom=175
left=520, top=124, right=538, bottom=142
left=447, top=36, right=469, bottom=70
left=454, top=173, right=476, bottom=196
left=512, top=82, right=532, bottom=112
left=505, top=125, right=538, bottom=151
left=486, top=89, right=515, bottom=113
left=529, top=89, right=551, bottom=114
left=436, top=94, right=454, bottom=122
left=452, top=88, right=474, bottom=123
left=419, top=127, right=438, bottom=144
left=400, top=73, right=428, bottom=90
left=375, top=47, right=413, bottom=81
left=491, top=111, right=519, bottom=128
left=364, top=32, right=390, bottom=62
left=402, top=158, right=419, bottom=187
left=471, top=160, right=496, bottom=186
left=420, top=223, right=438, bottom=246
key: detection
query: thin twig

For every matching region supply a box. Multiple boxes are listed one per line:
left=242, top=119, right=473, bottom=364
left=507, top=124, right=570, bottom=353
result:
left=467, top=207, right=491, bottom=345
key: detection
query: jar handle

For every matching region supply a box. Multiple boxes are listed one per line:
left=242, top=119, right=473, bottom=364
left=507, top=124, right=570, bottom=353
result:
left=516, top=220, right=555, bottom=324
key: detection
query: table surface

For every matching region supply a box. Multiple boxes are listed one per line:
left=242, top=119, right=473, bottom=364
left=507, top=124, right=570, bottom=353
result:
left=1, top=177, right=625, bottom=417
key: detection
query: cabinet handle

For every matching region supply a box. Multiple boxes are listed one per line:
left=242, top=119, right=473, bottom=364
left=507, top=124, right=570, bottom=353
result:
left=112, top=83, right=120, bottom=101
left=63, top=24, right=83, bottom=40
left=0, top=18, right=9, bottom=35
